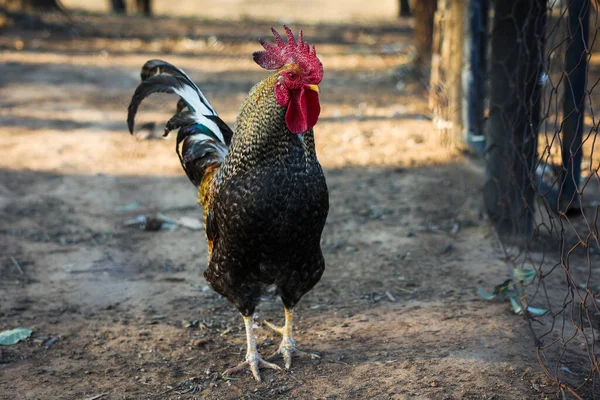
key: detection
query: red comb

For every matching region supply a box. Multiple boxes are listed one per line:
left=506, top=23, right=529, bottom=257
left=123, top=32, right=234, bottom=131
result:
left=253, top=26, right=323, bottom=82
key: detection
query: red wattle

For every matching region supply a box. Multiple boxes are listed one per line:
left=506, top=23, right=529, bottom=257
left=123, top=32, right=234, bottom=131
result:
left=304, top=88, right=320, bottom=130
left=285, top=87, right=320, bottom=134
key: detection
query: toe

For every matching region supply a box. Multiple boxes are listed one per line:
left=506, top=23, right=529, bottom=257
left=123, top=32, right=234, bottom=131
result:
left=222, top=356, right=283, bottom=382
left=259, top=358, right=284, bottom=371
left=222, top=361, right=249, bottom=377
left=250, top=362, right=262, bottom=382
left=296, top=349, right=321, bottom=359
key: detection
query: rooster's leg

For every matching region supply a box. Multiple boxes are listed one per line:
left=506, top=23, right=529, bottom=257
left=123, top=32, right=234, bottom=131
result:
left=264, top=307, right=320, bottom=370
left=222, top=314, right=282, bottom=381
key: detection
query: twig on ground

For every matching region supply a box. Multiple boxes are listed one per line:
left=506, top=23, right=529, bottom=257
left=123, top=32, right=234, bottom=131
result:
left=385, top=291, right=397, bottom=302
left=10, top=257, right=24, bottom=275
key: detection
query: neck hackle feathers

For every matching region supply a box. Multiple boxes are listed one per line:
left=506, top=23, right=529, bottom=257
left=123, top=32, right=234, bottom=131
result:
left=252, top=26, right=323, bottom=84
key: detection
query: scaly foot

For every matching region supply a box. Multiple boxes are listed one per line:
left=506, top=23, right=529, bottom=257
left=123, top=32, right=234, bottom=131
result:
left=264, top=307, right=320, bottom=370
left=223, top=314, right=283, bottom=381
left=264, top=327, right=320, bottom=370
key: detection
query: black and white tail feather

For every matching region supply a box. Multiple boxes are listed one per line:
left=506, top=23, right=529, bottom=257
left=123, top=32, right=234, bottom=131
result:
left=127, top=59, right=233, bottom=186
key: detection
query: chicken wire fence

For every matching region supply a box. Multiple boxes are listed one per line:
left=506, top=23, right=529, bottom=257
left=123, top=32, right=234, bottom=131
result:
left=457, top=0, right=600, bottom=397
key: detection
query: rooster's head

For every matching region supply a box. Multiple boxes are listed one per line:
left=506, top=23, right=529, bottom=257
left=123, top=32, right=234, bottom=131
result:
left=253, top=26, right=323, bottom=134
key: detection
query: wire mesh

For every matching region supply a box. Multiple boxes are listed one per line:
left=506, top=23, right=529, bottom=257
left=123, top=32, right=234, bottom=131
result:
left=479, top=0, right=600, bottom=397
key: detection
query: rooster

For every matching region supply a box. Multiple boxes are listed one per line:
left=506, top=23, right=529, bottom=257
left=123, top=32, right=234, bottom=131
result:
left=127, top=26, right=328, bottom=381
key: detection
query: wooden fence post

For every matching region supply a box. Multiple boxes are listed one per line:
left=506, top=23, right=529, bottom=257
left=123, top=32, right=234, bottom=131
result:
left=429, top=0, right=468, bottom=151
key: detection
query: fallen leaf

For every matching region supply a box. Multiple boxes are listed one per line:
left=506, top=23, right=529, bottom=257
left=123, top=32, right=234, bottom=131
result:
left=0, top=327, right=33, bottom=345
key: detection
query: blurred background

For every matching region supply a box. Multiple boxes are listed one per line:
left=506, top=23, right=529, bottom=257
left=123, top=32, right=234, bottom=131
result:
left=63, top=0, right=397, bottom=21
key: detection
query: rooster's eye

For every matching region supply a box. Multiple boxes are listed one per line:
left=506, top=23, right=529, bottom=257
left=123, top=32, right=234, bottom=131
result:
left=289, top=72, right=296, bottom=79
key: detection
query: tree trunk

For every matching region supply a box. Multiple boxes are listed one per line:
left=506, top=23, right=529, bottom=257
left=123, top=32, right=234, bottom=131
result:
left=446, top=0, right=465, bottom=149
left=399, top=0, right=411, bottom=17
left=412, top=0, right=437, bottom=76
left=484, top=0, right=547, bottom=241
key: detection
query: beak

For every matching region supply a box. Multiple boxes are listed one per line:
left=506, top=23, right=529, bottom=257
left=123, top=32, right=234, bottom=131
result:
left=305, top=84, right=320, bottom=93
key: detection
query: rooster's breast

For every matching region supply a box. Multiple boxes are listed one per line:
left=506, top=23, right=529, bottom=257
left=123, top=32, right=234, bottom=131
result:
left=213, top=158, right=328, bottom=263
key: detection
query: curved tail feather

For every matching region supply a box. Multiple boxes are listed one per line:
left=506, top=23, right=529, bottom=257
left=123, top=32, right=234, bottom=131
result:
left=127, top=59, right=232, bottom=187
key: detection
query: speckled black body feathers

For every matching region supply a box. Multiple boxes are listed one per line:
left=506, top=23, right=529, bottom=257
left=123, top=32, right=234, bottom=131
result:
left=127, top=60, right=329, bottom=318
left=207, top=132, right=329, bottom=316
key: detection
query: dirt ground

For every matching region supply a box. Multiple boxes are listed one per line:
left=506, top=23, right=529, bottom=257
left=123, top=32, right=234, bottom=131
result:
left=0, top=5, right=563, bottom=400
